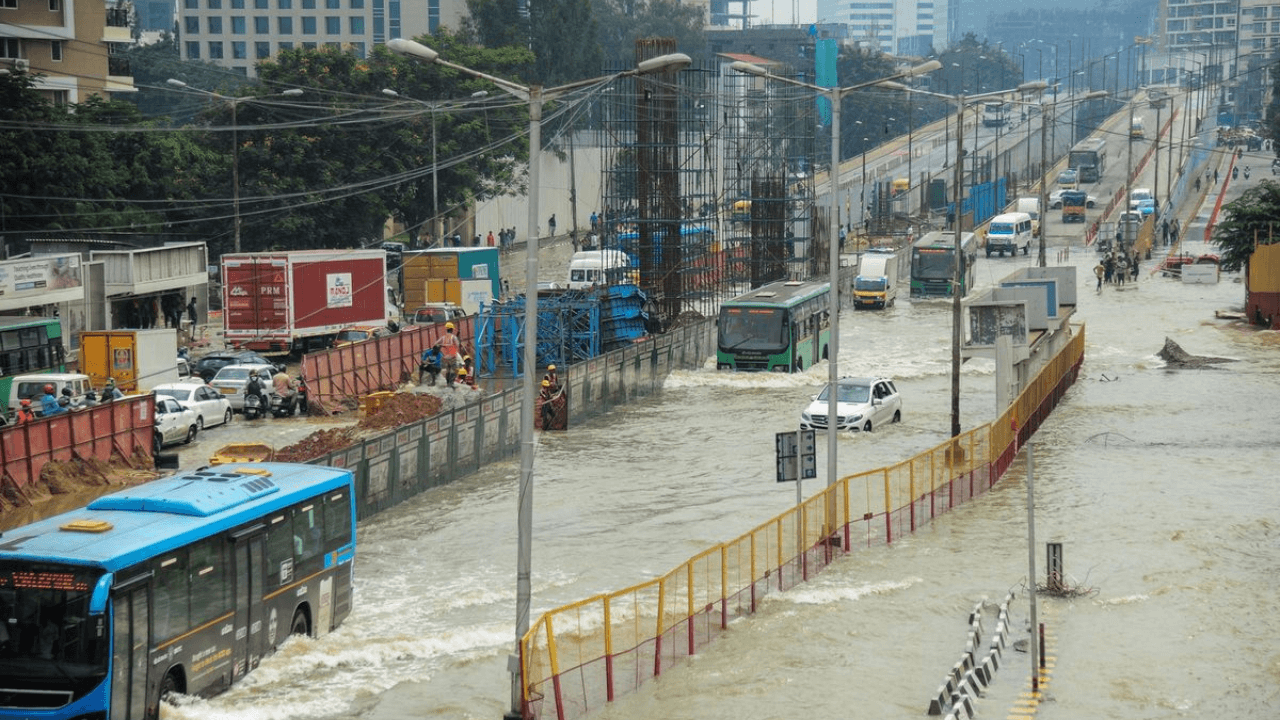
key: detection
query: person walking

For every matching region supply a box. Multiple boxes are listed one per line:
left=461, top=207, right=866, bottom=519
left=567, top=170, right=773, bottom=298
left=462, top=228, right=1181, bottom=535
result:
left=590, top=211, right=599, bottom=232
left=548, top=214, right=557, bottom=238
left=487, top=230, right=495, bottom=247
left=1094, top=261, right=1105, bottom=292
left=1104, top=255, right=1115, bottom=285
left=187, top=297, right=198, bottom=329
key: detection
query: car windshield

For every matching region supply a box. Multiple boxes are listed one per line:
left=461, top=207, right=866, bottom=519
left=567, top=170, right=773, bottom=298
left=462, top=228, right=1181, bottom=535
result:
left=817, top=383, right=872, bottom=404
left=855, top=277, right=886, bottom=291
left=989, top=223, right=1014, bottom=234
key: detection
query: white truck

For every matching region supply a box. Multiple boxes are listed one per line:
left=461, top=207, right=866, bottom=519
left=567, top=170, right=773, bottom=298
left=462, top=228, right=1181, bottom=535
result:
left=853, top=250, right=898, bottom=309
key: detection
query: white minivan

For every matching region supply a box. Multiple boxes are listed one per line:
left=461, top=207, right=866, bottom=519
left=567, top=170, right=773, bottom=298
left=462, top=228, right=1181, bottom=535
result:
left=8, top=373, right=93, bottom=416
left=985, top=212, right=1034, bottom=257
left=567, top=250, right=636, bottom=290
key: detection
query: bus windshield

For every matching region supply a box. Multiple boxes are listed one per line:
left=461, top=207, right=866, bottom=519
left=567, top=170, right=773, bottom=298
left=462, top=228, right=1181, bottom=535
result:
left=913, top=248, right=955, bottom=279
left=718, top=307, right=787, bottom=352
left=0, top=562, right=108, bottom=679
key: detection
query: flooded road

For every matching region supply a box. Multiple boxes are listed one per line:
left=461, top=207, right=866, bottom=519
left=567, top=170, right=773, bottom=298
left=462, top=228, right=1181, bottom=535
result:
left=163, top=124, right=1280, bottom=717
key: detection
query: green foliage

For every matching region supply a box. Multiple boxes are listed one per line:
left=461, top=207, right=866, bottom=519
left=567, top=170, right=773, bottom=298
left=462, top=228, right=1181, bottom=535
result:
left=463, top=0, right=528, bottom=51
left=592, top=0, right=704, bottom=67
left=935, top=34, right=1023, bottom=96
left=531, top=0, right=603, bottom=85
left=837, top=48, right=913, bottom=163
left=1211, top=180, right=1280, bottom=272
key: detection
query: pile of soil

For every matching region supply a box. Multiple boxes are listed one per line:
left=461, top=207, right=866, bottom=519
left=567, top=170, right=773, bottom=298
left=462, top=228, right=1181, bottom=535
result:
left=358, top=392, right=444, bottom=431
left=274, top=427, right=359, bottom=463
left=273, top=391, right=445, bottom=462
left=2, top=449, right=160, bottom=516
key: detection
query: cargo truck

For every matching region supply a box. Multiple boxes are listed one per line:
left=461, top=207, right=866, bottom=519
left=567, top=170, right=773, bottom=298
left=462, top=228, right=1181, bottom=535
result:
left=401, top=247, right=500, bottom=315
left=79, top=328, right=180, bottom=393
left=222, top=249, right=389, bottom=354
left=853, top=250, right=898, bottom=309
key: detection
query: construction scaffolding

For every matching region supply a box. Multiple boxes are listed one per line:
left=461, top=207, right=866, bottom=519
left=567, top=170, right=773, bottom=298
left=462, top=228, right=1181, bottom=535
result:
left=596, top=39, right=818, bottom=329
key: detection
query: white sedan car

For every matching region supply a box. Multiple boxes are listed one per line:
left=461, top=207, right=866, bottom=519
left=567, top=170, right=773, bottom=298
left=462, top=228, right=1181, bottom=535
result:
left=153, top=381, right=233, bottom=430
left=1048, top=189, right=1098, bottom=209
left=154, top=396, right=200, bottom=448
left=799, top=377, right=903, bottom=432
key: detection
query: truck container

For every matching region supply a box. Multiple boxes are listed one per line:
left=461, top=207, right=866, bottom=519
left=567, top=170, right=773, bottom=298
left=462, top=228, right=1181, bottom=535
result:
left=222, top=249, right=388, bottom=354
left=422, top=277, right=492, bottom=315
left=78, top=328, right=180, bottom=393
left=401, top=247, right=500, bottom=312
left=853, top=250, right=899, bottom=309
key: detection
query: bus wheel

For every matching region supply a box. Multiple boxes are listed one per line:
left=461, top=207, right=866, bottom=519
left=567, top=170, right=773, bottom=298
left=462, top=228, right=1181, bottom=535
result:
left=152, top=670, right=181, bottom=720
left=291, top=608, right=311, bottom=637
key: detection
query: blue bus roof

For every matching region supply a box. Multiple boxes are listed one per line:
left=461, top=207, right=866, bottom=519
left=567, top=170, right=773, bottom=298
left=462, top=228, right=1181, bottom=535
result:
left=0, top=463, right=353, bottom=572
left=725, top=280, right=829, bottom=308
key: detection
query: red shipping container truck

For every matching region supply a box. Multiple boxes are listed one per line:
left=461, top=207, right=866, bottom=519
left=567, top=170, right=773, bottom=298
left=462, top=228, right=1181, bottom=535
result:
left=222, top=249, right=388, bottom=353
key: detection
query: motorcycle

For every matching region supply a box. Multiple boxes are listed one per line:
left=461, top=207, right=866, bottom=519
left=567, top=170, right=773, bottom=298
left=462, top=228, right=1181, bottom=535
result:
left=243, top=392, right=265, bottom=420
left=270, top=392, right=297, bottom=418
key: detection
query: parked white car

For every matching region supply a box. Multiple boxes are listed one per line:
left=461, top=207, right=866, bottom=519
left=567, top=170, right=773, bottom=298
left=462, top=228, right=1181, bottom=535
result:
left=1048, top=189, right=1098, bottom=209
left=153, top=381, right=233, bottom=429
left=799, top=377, right=903, bottom=432
left=209, top=363, right=277, bottom=411
left=154, top=396, right=199, bottom=448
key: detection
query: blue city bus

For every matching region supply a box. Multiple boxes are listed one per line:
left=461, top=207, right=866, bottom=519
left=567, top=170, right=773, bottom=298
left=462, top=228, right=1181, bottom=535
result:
left=0, top=462, right=357, bottom=720
left=716, top=280, right=830, bottom=372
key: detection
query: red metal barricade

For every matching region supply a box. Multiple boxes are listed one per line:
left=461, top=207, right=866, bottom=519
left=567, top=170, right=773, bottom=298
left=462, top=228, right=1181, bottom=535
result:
left=1, top=395, right=156, bottom=495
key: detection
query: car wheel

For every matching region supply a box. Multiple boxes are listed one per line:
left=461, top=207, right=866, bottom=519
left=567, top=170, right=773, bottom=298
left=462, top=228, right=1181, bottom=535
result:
left=184, top=425, right=197, bottom=444
left=893, top=410, right=901, bottom=423
left=196, top=416, right=204, bottom=431
left=862, top=421, right=873, bottom=432
left=224, top=408, right=233, bottom=425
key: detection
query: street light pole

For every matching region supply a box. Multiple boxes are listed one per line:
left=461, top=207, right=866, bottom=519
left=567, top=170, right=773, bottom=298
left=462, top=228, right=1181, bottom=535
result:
left=166, top=79, right=303, bottom=253
left=388, top=40, right=690, bottom=720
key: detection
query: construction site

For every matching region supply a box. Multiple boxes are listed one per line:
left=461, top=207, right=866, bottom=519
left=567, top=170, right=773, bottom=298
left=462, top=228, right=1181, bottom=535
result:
left=479, top=39, right=827, bottom=375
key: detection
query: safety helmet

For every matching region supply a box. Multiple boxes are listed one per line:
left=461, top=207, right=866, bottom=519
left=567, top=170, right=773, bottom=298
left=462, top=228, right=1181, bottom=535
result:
left=44, top=384, right=54, bottom=394
left=445, top=322, right=455, bottom=330
left=457, top=367, right=467, bottom=375
left=541, top=380, right=550, bottom=387
left=20, top=399, right=31, bottom=407
left=547, top=364, right=556, bottom=371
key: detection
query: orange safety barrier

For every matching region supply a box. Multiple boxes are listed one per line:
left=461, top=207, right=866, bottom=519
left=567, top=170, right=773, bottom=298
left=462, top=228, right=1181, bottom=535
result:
left=518, top=326, right=1086, bottom=720
left=0, top=395, right=157, bottom=495
left=301, top=317, right=475, bottom=408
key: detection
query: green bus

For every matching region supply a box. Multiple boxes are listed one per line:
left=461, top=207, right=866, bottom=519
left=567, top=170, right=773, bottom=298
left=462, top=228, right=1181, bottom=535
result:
left=716, top=280, right=831, bottom=372
left=910, top=231, right=978, bottom=299
left=0, top=315, right=67, bottom=410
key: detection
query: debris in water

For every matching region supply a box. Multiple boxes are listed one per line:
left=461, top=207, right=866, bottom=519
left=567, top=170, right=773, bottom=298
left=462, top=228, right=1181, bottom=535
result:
left=1157, top=337, right=1234, bottom=368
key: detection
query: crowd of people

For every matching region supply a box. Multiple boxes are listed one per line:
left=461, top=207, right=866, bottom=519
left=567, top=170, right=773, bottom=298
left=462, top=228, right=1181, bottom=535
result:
left=9, top=379, right=124, bottom=425
left=1093, top=250, right=1143, bottom=291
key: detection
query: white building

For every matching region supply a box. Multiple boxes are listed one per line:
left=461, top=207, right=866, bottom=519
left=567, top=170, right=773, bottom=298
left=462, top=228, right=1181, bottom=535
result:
left=815, top=0, right=955, bottom=55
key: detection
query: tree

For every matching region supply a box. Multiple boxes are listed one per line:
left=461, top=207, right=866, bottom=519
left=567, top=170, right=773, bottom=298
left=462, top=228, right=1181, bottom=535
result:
left=934, top=34, right=1021, bottom=97
left=1211, top=180, right=1280, bottom=272
left=837, top=48, right=913, bottom=164
left=592, top=0, right=705, bottom=67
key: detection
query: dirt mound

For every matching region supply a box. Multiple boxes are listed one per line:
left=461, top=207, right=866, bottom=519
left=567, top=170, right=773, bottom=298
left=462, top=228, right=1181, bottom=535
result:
left=358, top=392, right=444, bottom=431
left=274, top=427, right=359, bottom=463
left=2, top=449, right=160, bottom=517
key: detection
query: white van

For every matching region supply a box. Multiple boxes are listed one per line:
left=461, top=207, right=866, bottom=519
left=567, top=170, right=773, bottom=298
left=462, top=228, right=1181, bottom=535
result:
left=985, top=212, right=1034, bottom=257
left=567, top=250, right=636, bottom=290
left=8, top=373, right=93, bottom=416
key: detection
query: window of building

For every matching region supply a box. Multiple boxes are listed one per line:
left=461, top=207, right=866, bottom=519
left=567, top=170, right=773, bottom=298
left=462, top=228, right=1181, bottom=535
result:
left=350, top=40, right=365, bottom=56
left=232, top=15, right=246, bottom=32
left=277, top=0, right=291, bottom=8
left=207, top=0, right=221, bottom=8
left=186, top=40, right=200, bottom=58
left=256, top=40, right=270, bottom=57
left=325, top=0, right=338, bottom=7
left=232, top=0, right=243, bottom=7
left=232, top=40, right=246, bottom=58
left=254, top=0, right=267, bottom=7
left=254, top=15, right=268, bottom=31
left=185, top=16, right=199, bottom=33
left=349, top=0, right=363, bottom=7
left=208, top=16, right=222, bottom=32
left=279, top=40, right=293, bottom=49
left=0, top=0, right=16, bottom=6
left=324, top=40, right=339, bottom=48
left=302, top=15, right=316, bottom=32
left=184, top=0, right=197, bottom=7
left=278, top=15, right=292, bottom=31
left=301, top=0, right=314, bottom=7
left=48, top=0, right=59, bottom=11
left=50, top=39, right=62, bottom=60
left=349, top=15, right=363, bottom=32
left=302, top=40, right=316, bottom=48
left=208, top=40, right=224, bottom=57
left=50, top=89, right=68, bottom=105
left=325, top=15, right=339, bottom=32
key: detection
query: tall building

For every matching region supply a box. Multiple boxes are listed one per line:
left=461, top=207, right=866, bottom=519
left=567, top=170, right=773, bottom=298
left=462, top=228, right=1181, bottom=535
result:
left=815, top=0, right=954, bottom=55
left=176, top=0, right=468, bottom=76
left=0, top=0, right=136, bottom=101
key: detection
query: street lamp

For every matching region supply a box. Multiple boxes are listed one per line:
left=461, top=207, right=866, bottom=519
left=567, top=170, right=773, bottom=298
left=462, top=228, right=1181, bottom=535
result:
left=1035, top=89, right=1108, bottom=266
left=731, top=57, right=940, bottom=496
left=387, top=38, right=690, bottom=720
left=879, top=78, right=1047, bottom=438
left=166, top=79, right=303, bottom=253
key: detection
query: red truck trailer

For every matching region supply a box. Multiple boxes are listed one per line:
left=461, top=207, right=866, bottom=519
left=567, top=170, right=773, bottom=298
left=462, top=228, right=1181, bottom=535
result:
left=222, top=249, right=388, bottom=354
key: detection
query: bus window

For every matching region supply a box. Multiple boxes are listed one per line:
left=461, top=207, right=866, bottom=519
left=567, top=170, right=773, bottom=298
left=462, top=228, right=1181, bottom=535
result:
left=295, top=504, right=322, bottom=563
left=153, top=552, right=190, bottom=641
left=325, top=491, right=352, bottom=546
left=189, top=539, right=229, bottom=627
left=266, top=513, right=294, bottom=585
